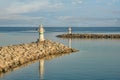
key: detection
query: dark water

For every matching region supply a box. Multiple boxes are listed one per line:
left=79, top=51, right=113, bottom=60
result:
left=0, top=27, right=120, bottom=33
left=0, top=27, right=120, bottom=80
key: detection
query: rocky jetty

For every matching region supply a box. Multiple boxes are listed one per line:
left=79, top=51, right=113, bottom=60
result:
left=57, top=33, right=120, bottom=39
left=0, top=40, right=78, bottom=74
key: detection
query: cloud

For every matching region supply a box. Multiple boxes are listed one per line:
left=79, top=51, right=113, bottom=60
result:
left=106, top=0, right=120, bottom=6
left=57, top=16, right=120, bottom=21
left=0, top=15, right=47, bottom=27
left=57, top=16, right=120, bottom=27
left=95, top=0, right=120, bottom=6
left=4, top=1, right=64, bottom=14
left=112, top=0, right=119, bottom=3
left=0, top=15, right=46, bottom=20
left=0, top=0, right=120, bottom=27
left=72, top=0, right=83, bottom=5
left=0, top=0, right=64, bottom=27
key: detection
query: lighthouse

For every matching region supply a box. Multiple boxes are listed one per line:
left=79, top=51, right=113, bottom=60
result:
left=68, top=27, right=72, bottom=34
left=38, top=24, right=45, bottom=41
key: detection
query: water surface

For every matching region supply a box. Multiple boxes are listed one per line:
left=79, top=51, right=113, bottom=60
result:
left=0, top=27, right=120, bottom=80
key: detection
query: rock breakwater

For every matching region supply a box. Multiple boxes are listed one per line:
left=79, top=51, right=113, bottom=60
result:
left=57, top=33, right=120, bottom=39
left=0, top=40, right=78, bottom=74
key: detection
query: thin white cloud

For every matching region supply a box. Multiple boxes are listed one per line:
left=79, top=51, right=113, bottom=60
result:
left=107, top=0, right=120, bottom=6
left=57, top=16, right=119, bottom=21
left=95, top=0, right=120, bottom=6
left=0, top=15, right=46, bottom=21
left=0, top=14, right=47, bottom=27
left=5, top=1, right=64, bottom=14
left=57, top=16, right=120, bottom=27
left=0, top=0, right=119, bottom=27
left=72, top=0, right=83, bottom=6
left=112, top=0, right=119, bottom=2
left=0, top=0, right=64, bottom=27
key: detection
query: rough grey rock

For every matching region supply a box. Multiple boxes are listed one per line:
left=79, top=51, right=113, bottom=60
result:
left=0, top=40, right=78, bottom=74
left=57, top=33, right=120, bottom=39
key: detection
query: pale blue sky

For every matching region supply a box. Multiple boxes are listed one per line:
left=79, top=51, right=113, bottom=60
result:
left=0, top=0, right=120, bottom=27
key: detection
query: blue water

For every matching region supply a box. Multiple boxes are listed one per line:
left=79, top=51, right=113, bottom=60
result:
left=0, top=27, right=120, bottom=80
left=0, top=27, right=120, bottom=33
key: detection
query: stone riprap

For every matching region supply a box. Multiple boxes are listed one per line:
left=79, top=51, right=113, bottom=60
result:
left=0, top=40, right=78, bottom=74
left=57, top=34, right=120, bottom=39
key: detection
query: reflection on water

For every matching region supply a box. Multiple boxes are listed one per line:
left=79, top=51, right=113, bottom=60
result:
left=68, top=38, right=72, bottom=48
left=1, top=30, right=120, bottom=80
left=39, top=52, right=71, bottom=80
left=39, top=59, right=44, bottom=80
left=0, top=59, right=38, bottom=78
left=0, top=32, right=74, bottom=79
left=0, top=52, right=72, bottom=79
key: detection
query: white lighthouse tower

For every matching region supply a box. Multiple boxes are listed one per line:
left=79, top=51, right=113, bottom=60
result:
left=38, top=24, right=45, bottom=41
left=68, top=27, right=72, bottom=34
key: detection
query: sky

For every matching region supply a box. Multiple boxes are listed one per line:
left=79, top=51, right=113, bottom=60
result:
left=0, top=0, right=120, bottom=27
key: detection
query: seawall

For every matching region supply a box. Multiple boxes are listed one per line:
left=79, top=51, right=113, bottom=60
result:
left=57, top=33, right=120, bottom=39
left=0, top=40, right=78, bottom=74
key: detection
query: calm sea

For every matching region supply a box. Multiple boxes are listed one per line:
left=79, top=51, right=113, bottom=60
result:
left=0, top=27, right=120, bottom=80
left=0, top=27, right=120, bottom=33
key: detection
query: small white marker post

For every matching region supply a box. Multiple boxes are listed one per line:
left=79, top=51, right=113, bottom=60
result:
left=38, top=24, right=45, bottom=41
left=68, top=27, right=72, bottom=34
